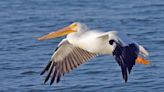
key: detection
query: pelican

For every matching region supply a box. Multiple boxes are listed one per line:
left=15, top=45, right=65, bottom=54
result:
left=38, top=22, right=150, bottom=85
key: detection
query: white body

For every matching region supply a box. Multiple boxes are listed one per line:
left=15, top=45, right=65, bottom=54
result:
left=67, top=31, right=109, bottom=54
left=39, top=22, right=149, bottom=84
left=67, top=31, right=130, bottom=55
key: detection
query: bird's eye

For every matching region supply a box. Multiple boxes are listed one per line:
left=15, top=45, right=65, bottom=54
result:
left=70, top=23, right=77, bottom=29
left=73, top=23, right=77, bottom=27
left=109, top=39, right=115, bottom=45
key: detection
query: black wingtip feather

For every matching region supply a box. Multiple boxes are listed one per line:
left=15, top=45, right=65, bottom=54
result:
left=121, top=65, right=128, bottom=83
left=44, top=64, right=55, bottom=84
left=40, top=61, right=52, bottom=75
left=50, top=69, right=58, bottom=85
left=56, top=73, right=61, bottom=83
left=40, top=68, right=47, bottom=75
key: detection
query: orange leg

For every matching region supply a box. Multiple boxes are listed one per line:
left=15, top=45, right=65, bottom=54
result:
left=136, top=57, right=150, bottom=65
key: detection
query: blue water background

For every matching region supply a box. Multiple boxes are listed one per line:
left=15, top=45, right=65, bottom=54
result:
left=0, top=0, right=164, bottom=92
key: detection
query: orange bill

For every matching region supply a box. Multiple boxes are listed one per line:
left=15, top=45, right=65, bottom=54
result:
left=136, top=57, right=150, bottom=65
left=38, top=23, right=77, bottom=41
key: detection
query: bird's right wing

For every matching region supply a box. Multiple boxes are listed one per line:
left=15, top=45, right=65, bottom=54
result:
left=40, top=39, right=97, bottom=85
left=113, top=43, right=139, bottom=82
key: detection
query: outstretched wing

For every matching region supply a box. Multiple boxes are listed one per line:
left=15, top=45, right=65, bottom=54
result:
left=113, top=43, right=139, bottom=82
left=40, top=39, right=97, bottom=85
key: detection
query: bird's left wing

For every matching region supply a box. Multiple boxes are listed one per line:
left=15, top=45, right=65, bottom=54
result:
left=40, top=39, right=97, bottom=85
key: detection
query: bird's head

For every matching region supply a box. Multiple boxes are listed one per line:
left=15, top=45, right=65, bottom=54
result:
left=37, top=22, right=87, bottom=41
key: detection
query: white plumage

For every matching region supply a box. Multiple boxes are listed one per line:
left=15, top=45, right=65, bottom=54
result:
left=38, top=22, right=150, bottom=85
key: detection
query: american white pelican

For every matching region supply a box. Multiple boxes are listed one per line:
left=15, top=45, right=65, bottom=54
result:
left=38, top=22, right=150, bottom=85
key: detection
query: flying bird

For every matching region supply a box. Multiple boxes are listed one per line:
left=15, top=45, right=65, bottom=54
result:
left=38, top=22, right=150, bottom=85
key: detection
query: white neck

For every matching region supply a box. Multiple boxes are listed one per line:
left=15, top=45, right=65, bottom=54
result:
left=67, top=32, right=81, bottom=46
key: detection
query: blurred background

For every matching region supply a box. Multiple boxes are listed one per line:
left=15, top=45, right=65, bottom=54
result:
left=0, top=0, right=164, bottom=92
